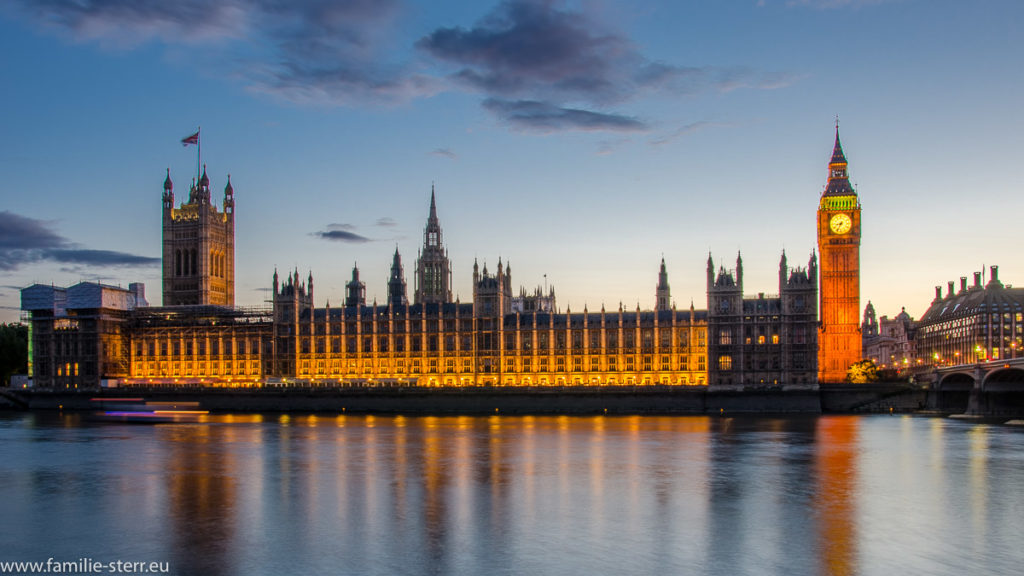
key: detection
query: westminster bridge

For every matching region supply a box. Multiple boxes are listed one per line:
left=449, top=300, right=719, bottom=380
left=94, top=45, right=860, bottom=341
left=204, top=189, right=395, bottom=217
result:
left=919, top=357, right=1024, bottom=416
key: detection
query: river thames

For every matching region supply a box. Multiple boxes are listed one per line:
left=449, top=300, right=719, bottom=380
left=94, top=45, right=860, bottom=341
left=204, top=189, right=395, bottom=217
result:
left=1, top=413, right=1021, bottom=576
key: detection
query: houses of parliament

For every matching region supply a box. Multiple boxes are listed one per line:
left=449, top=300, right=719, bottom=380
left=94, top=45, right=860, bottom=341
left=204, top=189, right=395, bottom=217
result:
left=21, top=130, right=864, bottom=390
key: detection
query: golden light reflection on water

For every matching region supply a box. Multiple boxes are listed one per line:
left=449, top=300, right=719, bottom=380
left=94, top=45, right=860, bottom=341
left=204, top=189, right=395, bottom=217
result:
left=968, top=425, right=990, bottom=540
left=815, top=416, right=860, bottom=576
left=162, top=423, right=238, bottom=576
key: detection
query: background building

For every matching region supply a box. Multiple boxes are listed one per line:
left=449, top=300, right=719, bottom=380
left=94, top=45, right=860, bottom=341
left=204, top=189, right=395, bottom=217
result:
left=861, top=302, right=916, bottom=371
left=915, top=266, right=1024, bottom=366
left=20, top=282, right=148, bottom=389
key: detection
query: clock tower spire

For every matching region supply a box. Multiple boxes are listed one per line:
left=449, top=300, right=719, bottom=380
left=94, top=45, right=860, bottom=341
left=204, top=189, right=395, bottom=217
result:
left=817, top=124, right=862, bottom=383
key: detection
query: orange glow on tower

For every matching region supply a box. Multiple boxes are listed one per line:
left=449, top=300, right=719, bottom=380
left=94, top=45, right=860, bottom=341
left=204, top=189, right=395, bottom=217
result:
left=817, top=126, right=862, bottom=383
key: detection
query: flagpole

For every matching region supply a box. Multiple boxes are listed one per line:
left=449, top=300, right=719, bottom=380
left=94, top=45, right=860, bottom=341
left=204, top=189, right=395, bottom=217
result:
left=197, top=126, right=202, bottom=184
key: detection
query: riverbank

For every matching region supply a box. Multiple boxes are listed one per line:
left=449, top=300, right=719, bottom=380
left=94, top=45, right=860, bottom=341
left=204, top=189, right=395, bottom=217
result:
left=4, top=382, right=929, bottom=415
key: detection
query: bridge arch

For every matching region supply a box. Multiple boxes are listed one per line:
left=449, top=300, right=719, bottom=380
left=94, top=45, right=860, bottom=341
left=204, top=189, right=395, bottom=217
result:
left=936, top=372, right=974, bottom=413
left=982, top=368, right=1024, bottom=392
left=937, top=372, right=976, bottom=390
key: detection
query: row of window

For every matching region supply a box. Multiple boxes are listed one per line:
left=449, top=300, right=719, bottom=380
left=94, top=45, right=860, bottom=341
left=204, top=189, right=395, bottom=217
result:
left=134, top=337, right=266, bottom=357
left=716, top=354, right=808, bottom=371
left=290, top=356, right=708, bottom=377
left=133, top=361, right=261, bottom=378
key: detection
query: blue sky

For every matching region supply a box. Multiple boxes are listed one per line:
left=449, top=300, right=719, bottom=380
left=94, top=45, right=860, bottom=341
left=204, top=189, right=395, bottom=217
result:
left=1, top=0, right=1022, bottom=322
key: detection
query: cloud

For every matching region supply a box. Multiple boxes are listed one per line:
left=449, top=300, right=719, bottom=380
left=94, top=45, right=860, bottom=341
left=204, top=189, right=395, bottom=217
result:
left=0, top=211, right=65, bottom=250
left=12, top=0, right=436, bottom=105
left=15, top=0, right=248, bottom=46
left=312, top=229, right=371, bottom=243
left=785, top=0, right=899, bottom=8
left=596, top=138, right=632, bottom=156
left=418, top=1, right=633, bottom=103
left=483, top=99, right=646, bottom=132
left=46, top=249, right=161, bottom=267
left=649, top=121, right=722, bottom=146
left=313, top=219, right=397, bottom=242
left=12, top=0, right=798, bottom=130
left=430, top=148, right=458, bottom=160
left=417, top=1, right=793, bottom=131
left=0, top=211, right=158, bottom=271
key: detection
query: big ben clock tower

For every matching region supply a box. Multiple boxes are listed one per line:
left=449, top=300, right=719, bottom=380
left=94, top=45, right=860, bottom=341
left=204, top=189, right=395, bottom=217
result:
left=817, top=126, right=862, bottom=383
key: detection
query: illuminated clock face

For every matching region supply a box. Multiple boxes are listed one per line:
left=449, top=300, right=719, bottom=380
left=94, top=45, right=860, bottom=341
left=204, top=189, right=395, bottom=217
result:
left=829, top=213, right=852, bottom=235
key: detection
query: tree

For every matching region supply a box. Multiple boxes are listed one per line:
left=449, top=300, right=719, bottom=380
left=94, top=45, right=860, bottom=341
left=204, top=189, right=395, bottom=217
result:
left=0, top=323, right=29, bottom=387
left=846, top=359, right=880, bottom=384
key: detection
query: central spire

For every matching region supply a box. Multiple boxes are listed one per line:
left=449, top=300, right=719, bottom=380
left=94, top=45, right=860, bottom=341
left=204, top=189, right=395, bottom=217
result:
left=415, top=186, right=453, bottom=304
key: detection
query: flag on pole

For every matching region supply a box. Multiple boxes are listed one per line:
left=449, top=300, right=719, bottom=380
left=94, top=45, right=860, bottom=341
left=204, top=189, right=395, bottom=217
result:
left=181, top=131, right=199, bottom=146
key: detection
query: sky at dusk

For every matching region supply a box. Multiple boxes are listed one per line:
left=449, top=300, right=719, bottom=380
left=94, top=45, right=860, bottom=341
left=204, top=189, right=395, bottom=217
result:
left=1, top=0, right=1022, bottom=323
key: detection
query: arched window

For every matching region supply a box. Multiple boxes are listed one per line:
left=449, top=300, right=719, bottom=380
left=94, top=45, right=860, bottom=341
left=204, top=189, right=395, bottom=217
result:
left=191, top=249, right=198, bottom=276
left=175, top=250, right=182, bottom=277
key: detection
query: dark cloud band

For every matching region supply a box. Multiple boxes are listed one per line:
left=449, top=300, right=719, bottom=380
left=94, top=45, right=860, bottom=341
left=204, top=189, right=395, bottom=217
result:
left=0, top=211, right=158, bottom=271
left=313, top=230, right=371, bottom=243
left=483, top=99, right=646, bottom=132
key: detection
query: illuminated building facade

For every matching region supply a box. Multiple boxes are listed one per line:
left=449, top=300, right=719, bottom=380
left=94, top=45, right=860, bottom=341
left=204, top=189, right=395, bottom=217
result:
left=114, top=271, right=709, bottom=388
left=706, top=251, right=819, bottom=388
left=817, top=128, right=862, bottom=383
left=162, top=166, right=235, bottom=306
left=915, top=266, right=1024, bottom=366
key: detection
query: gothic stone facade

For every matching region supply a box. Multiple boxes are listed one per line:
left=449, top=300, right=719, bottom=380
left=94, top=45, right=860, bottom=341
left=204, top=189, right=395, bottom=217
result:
left=706, top=252, right=819, bottom=388
left=162, top=167, right=235, bottom=306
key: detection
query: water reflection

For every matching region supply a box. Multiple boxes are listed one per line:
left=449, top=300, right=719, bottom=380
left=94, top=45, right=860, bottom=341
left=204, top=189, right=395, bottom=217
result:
left=815, top=416, right=860, bottom=576
left=2, top=413, right=1024, bottom=576
left=161, top=424, right=237, bottom=576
